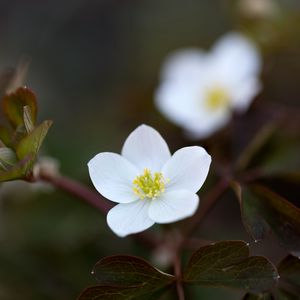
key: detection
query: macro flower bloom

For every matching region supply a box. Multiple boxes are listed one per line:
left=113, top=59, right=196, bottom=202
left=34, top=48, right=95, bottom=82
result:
left=88, top=125, right=211, bottom=237
left=155, top=32, right=262, bottom=139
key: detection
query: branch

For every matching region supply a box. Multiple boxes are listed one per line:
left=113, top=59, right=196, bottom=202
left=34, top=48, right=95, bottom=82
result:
left=39, top=172, right=112, bottom=214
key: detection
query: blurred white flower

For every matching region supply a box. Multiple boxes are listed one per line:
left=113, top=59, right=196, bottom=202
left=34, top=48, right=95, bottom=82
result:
left=88, top=125, right=211, bottom=237
left=155, top=32, right=262, bottom=139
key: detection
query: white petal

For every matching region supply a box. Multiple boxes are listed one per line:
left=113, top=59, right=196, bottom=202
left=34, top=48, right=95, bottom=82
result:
left=160, top=49, right=207, bottom=82
left=107, top=200, right=154, bottom=237
left=155, top=80, right=203, bottom=126
left=88, top=152, right=139, bottom=203
left=231, top=77, right=262, bottom=112
left=162, top=146, right=211, bottom=193
left=211, top=32, right=261, bottom=83
left=121, top=125, right=171, bottom=172
left=183, top=109, right=231, bottom=139
left=148, top=190, right=199, bottom=223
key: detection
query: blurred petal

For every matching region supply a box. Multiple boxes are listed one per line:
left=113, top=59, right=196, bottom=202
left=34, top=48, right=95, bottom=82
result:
left=211, top=32, right=261, bottom=82
left=162, top=146, right=211, bottom=193
left=160, top=49, right=206, bottom=82
left=231, top=77, right=262, bottom=112
left=107, top=200, right=154, bottom=237
left=88, top=152, right=138, bottom=203
left=148, top=190, right=199, bottom=223
left=121, top=124, right=171, bottom=172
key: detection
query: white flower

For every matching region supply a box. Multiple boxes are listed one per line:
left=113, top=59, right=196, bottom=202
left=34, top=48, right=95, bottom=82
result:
left=155, top=32, right=262, bottom=139
left=88, top=125, right=211, bottom=237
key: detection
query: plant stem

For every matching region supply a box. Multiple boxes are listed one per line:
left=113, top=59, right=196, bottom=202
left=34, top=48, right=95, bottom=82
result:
left=173, top=252, right=185, bottom=300
left=39, top=172, right=113, bottom=214
left=38, top=171, right=159, bottom=248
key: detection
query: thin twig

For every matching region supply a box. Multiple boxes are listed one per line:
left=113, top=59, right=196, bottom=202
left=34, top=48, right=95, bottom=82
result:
left=38, top=171, right=159, bottom=248
left=39, top=172, right=113, bottom=214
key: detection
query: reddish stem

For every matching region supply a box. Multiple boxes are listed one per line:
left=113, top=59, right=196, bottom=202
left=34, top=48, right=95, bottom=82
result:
left=173, top=252, right=185, bottom=300
left=39, top=172, right=113, bottom=214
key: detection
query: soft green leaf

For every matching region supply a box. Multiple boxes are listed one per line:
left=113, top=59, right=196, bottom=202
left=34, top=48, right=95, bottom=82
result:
left=242, top=292, right=274, bottom=299
left=16, top=120, right=52, bottom=162
left=0, top=147, right=17, bottom=170
left=184, top=240, right=278, bottom=292
left=77, top=255, right=175, bottom=300
left=0, top=154, right=33, bottom=181
left=23, top=105, right=34, bottom=133
left=2, top=87, right=37, bottom=127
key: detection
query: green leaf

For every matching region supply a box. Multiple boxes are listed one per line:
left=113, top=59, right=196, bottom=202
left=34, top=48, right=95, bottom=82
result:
left=2, top=87, right=37, bottom=127
left=16, top=120, right=52, bottom=163
left=233, top=183, right=271, bottom=242
left=77, top=255, right=175, bottom=300
left=0, top=154, right=33, bottom=181
left=77, top=285, right=167, bottom=300
left=278, top=255, right=300, bottom=288
left=250, top=186, right=300, bottom=253
left=84, top=255, right=174, bottom=299
left=23, top=105, right=34, bottom=133
left=183, top=240, right=278, bottom=292
left=0, top=147, right=17, bottom=170
left=242, top=292, right=274, bottom=299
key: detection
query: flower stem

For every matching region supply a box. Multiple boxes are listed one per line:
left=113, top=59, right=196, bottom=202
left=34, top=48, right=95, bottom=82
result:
left=39, top=172, right=113, bottom=214
left=173, top=252, right=185, bottom=300
left=37, top=171, right=159, bottom=248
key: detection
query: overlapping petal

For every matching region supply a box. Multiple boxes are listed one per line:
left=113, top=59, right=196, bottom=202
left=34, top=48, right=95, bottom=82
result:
left=162, top=146, right=211, bottom=193
left=148, top=190, right=199, bottom=223
left=107, top=200, right=154, bottom=237
left=121, top=124, right=171, bottom=172
left=88, top=152, right=138, bottom=203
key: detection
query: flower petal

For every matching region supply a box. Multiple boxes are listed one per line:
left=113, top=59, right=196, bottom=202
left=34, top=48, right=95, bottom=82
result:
left=211, top=32, right=261, bottom=83
left=160, top=49, right=207, bottom=82
left=121, top=124, right=171, bottom=172
left=162, top=146, right=211, bottom=193
left=231, top=77, right=262, bottom=112
left=88, top=152, right=139, bottom=203
left=148, top=189, right=199, bottom=223
left=107, top=200, right=154, bottom=237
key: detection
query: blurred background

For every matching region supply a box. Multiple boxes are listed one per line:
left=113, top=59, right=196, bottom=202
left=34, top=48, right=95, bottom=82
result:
left=0, top=0, right=300, bottom=299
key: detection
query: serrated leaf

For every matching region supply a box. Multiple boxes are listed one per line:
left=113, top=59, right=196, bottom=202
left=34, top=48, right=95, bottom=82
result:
left=251, top=185, right=300, bottom=253
left=2, top=87, right=37, bottom=127
left=78, top=255, right=174, bottom=300
left=184, top=241, right=278, bottom=292
left=242, top=292, right=274, bottom=299
left=16, top=120, right=52, bottom=164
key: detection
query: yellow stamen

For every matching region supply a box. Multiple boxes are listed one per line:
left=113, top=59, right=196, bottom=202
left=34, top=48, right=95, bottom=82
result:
left=132, top=168, right=166, bottom=200
left=205, top=86, right=230, bottom=111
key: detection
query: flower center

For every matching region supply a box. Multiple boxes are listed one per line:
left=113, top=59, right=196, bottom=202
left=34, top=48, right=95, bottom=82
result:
left=132, top=168, right=166, bottom=200
left=205, top=86, right=230, bottom=111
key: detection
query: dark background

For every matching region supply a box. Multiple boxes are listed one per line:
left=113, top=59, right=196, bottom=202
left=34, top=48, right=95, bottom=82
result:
left=0, top=0, right=300, bottom=299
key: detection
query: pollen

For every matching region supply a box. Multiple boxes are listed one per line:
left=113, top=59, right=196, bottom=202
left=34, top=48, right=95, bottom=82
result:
left=205, top=86, right=230, bottom=111
left=132, top=168, right=167, bottom=200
